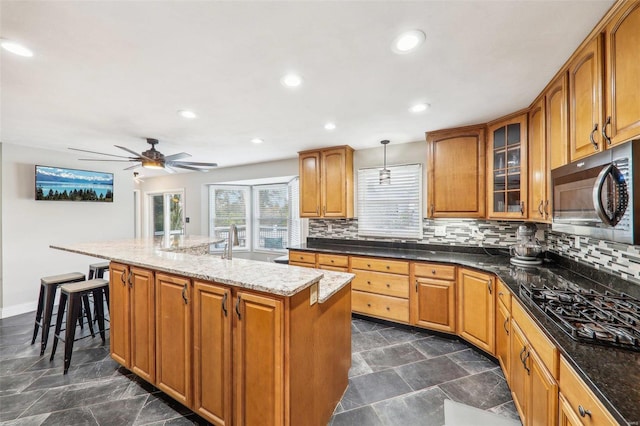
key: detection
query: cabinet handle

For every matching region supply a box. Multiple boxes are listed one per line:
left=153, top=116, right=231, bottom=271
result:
left=330, top=259, right=334, bottom=263
left=432, top=269, right=436, bottom=274
left=386, top=306, right=390, bottom=311
left=235, top=295, right=241, bottom=319
left=589, top=124, right=599, bottom=151
left=181, top=284, right=188, bottom=304
left=520, top=201, right=525, bottom=216
left=367, top=303, right=371, bottom=307
left=503, top=318, right=509, bottom=335
left=522, top=351, right=531, bottom=375
left=367, top=263, right=371, bottom=268
left=415, top=279, right=419, bottom=292
left=128, top=271, right=133, bottom=288
left=487, top=279, right=493, bottom=294
left=519, top=346, right=526, bottom=363
left=602, top=116, right=612, bottom=146
left=120, top=270, right=126, bottom=286
left=222, top=292, right=228, bottom=317
left=537, top=200, right=544, bottom=217
left=386, top=265, right=390, bottom=270
left=578, top=405, right=592, bottom=418
left=367, top=281, right=371, bottom=285
left=544, top=200, right=550, bottom=219
left=386, top=283, right=390, bottom=288
left=430, top=204, right=435, bottom=217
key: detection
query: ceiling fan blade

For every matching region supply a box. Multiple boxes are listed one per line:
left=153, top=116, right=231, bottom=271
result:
left=114, top=145, right=150, bottom=160
left=169, top=161, right=218, bottom=167
left=78, top=159, right=137, bottom=162
left=164, top=166, right=176, bottom=174
left=164, top=152, right=192, bottom=161
left=124, top=163, right=142, bottom=170
left=171, top=164, right=210, bottom=172
left=69, top=147, right=135, bottom=159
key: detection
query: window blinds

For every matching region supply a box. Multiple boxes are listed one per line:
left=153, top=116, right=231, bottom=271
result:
left=357, top=164, right=422, bottom=239
left=209, top=186, right=250, bottom=248
left=288, top=177, right=301, bottom=247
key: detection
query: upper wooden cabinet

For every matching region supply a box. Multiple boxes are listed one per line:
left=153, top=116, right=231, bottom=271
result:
left=528, top=98, right=549, bottom=222
left=546, top=72, right=570, bottom=170
left=298, top=146, right=354, bottom=218
left=487, top=113, right=528, bottom=219
left=569, top=35, right=604, bottom=161
left=605, top=0, right=640, bottom=146
left=426, top=125, right=486, bottom=218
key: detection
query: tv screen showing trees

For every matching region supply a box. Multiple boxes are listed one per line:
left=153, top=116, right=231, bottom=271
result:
left=35, top=165, right=114, bottom=202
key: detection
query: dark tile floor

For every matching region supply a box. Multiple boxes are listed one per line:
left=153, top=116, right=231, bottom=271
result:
left=0, top=311, right=521, bottom=425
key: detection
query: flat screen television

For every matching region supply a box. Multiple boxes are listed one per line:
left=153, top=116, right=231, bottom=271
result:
left=35, top=165, right=114, bottom=202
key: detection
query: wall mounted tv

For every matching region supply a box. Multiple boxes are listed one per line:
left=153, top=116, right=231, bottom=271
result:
left=35, top=165, right=114, bottom=202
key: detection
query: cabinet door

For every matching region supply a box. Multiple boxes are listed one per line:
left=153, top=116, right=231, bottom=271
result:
left=510, top=320, right=528, bottom=423
left=457, top=268, right=495, bottom=354
left=234, top=291, right=284, bottom=426
left=155, top=273, right=192, bottom=406
left=496, top=301, right=511, bottom=384
left=109, top=262, right=130, bottom=367
left=529, top=99, right=547, bottom=221
left=487, top=114, right=528, bottom=218
left=129, top=267, right=155, bottom=383
left=193, top=281, right=232, bottom=426
left=569, top=36, right=604, bottom=161
left=605, top=1, right=640, bottom=146
left=559, top=393, right=584, bottom=426
left=426, top=126, right=486, bottom=218
left=411, top=277, right=455, bottom=333
left=547, top=73, right=569, bottom=171
left=527, top=349, right=558, bottom=426
left=322, top=147, right=351, bottom=217
left=299, top=151, right=321, bottom=217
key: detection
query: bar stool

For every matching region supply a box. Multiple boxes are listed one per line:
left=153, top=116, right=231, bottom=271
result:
left=88, top=261, right=110, bottom=320
left=50, top=278, right=109, bottom=374
left=32, top=272, right=85, bottom=356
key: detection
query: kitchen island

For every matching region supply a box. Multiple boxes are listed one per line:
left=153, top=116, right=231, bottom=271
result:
left=51, top=236, right=354, bottom=426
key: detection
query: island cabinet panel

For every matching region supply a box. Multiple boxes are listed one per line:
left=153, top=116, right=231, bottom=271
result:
left=510, top=320, right=528, bottom=421
left=193, top=281, right=232, bottom=426
left=410, top=263, right=456, bottom=333
left=155, top=273, right=192, bottom=407
left=457, top=268, right=495, bottom=354
left=108, top=262, right=155, bottom=383
left=426, top=125, right=486, bottom=218
left=233, top=291, right=284, bottom=426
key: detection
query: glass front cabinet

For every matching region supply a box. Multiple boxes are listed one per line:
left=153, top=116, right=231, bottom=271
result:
left=487, top=114, right=528, bottom=218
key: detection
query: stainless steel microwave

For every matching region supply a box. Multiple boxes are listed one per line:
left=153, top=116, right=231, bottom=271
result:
left=551, top=139, right=639, bottom=244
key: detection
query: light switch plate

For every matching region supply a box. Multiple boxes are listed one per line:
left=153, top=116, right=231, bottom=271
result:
left=310, top=283, right=318, bottom=305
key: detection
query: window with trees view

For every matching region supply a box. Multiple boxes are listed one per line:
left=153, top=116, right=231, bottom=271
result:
left=209, top=179, right=300, bottom=253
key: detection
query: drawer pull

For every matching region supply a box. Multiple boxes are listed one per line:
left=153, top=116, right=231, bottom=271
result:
left=330, top=259, right=334, bottom=263
left=367, top=263, right=371, bottom=267
left=386, top=283, right=390, bottom=288
left=432, top=269, right=436, bottom=274
left=367, top=303, right=371, bottom=307
left=386, top=265, right=390, bottom=269
left=367, top=281, right=371, bottom=285
left=578, top=406, right=592, bottom=418
left=386, top=306, right=390, bottom=311
left=503, top=318, right=509, bottom=335
left=299, top=256, right=303, bottom=260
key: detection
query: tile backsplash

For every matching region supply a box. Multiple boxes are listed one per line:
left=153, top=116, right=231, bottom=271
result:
left=308, top=218, right=640, bottom=286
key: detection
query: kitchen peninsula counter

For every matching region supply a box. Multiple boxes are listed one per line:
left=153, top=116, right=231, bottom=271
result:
left=52, top=236, right=354, bottom=426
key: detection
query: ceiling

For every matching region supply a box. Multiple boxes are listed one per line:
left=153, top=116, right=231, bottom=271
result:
left=1, top=0, right=614, bottom=172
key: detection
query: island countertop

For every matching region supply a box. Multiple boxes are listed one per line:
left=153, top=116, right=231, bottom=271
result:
left=51, top=236, right=354, bottom=302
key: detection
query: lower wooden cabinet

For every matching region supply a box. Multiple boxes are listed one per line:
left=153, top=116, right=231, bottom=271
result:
left=155, top=273, right=192, bottom=407
left=496, top=300, right=511, bottom=383
left=457, top=268, right=495, bottom=354
left=410, top=263, right=456, bottom=333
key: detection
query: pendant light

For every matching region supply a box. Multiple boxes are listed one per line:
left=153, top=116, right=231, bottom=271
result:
left=379, top=140, right=391, bottom=185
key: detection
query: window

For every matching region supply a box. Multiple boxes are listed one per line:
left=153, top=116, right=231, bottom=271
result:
left=209, top=179, right=301, bottom=253
left=209, top=186, right=250, bottom=250
left=148, top=190, right=185, bottom=237
left=357, top=164, right=422, bottom=239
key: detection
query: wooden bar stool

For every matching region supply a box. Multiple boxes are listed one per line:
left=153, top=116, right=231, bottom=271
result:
left=50, top=278, right=109, bottom=374
left=32, top=272, right=85, bottom=356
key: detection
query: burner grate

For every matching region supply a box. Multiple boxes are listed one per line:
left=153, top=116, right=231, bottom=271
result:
left=522, top=284, right=640, bottom=351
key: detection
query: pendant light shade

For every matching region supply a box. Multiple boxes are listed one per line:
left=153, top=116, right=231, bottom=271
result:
left=379, top=140, right=391, bottom=185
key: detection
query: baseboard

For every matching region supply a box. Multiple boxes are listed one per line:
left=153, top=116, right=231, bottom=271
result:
left=0, top=301, right=38, bottom=319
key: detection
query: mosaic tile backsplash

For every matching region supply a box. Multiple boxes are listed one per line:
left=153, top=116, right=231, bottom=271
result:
left=308, top=218, right=640, bottom=286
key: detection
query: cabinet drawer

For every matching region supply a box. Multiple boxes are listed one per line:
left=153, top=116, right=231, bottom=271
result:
left=317, top=253, right=348, bottom=268
left=351, top=271, right=409, bottom=298
left=413, top=263, right=456, bottom=280
left=512, top=300, right=558, bottom=378
left=559, top=357, right=618, bottom=426
left=289, top=251, right=316, bottom=265
left=352, top=291, right=409, bottom=323
left=289, top=262, right=315, bottom=269
left=496, top=280, right=512, bottom=311
left=318, top=265, right=348, bottom=272
left=351, top=257, right=409, bottom=274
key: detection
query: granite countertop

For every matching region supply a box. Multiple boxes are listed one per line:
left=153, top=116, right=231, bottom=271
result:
left=289, top=239, right=640, bottom=426
left=51, top=236, right=354, bottom=303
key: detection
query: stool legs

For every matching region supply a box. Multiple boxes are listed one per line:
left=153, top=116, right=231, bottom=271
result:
left=50, top=292, right=68, bottom=363
left=40, top=284, right=58, bottom=356
left=32, top=285, right=46, bottom=345
left=92, top=288, right=106, bottom=343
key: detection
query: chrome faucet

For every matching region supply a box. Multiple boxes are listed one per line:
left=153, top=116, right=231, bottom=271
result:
left=222, top=224, right=239, bottom=260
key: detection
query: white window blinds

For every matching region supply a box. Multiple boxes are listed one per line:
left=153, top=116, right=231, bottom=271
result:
left=209, top=186, right=250, bottom=250
left=357, top=164, right=423, bottom=239
left=253, top=184, right=289, bottom=251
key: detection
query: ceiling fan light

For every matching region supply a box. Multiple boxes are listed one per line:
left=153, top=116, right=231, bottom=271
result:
left=142, top=159, right=164, bottom=169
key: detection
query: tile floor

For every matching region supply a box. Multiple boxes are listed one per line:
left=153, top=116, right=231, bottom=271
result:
left=0, top=311, right=521, bottom=425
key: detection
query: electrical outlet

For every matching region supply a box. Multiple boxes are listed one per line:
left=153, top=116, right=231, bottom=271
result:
left=434, top=226, right=447, bottom=237
left=309, top=283, right=318, bottom=306
left=328, top=223, right=333, bottom=233
left=574, top=236, right=581, bottom=249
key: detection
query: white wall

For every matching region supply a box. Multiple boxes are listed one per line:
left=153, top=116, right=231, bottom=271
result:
left=0, top=143, right=3, bottom=309
left=1, top=143, right=134, bottom=317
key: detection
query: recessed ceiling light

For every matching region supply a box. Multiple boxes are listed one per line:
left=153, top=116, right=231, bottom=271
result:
left=177, top=109, right=197, bottom=119
left=251, top=138, right=264, bottom=144
left=324, top=122, right=336, bottom=131
left=280, top=73, right=303, bottom=88
left=0, top=39, right=34, bottom=57
left=392, top=30, right=426, bottom=54
left=409, top=103, right=430, bottom=113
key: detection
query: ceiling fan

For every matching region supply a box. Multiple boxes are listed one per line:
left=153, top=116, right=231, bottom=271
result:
left=69, top=138, right=218, bottom=173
